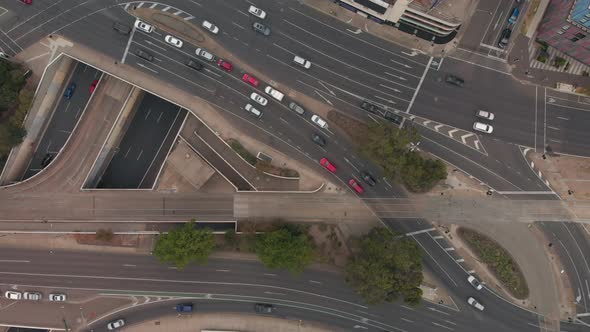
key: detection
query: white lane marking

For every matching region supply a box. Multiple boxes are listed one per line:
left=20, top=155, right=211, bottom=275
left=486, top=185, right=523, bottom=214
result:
left=8, top=0, right=68, bottom=33
left=405, top=228, right=435, bottom=236
left=288, top=7, right=427, bottom=68
left=427, top=307, right=451, bottom=316
left=236, top=9, right=249, bottom=17
left=447, top=55, right=510, bottom=75
left=406, top=56, right=433, bottom=113
left=272, top=42, right=415, bottom=98
left=14, top=0, right=92, bottom=42
left=547, top=126, right=560, bottom=131
left=232, top=22, right=246, bottom=30
left=384, top=72, right=407, bottom=81
left=136, top=62, right=158, bottom=73
left=379, top=84, right=401, bottom=93
left=344, top=157, right=360, bottom=172
left=318, top=81, right=335, bottom=96
left=263, top=273, right=277, bottom=277
left=373, top=95, right=396, bottom=105
left=547, top=101, right=590, bottom=112
left=123, top=264, right=136, bottom=267
left=215, top=269, right=230, bottom=272
left=144, top=40, right=167, bottom=51
left=189, top=0, right=202, bottom=7
left=432, top=322, right=454, bottom=330
left=314, top=90, right=333, bottom=106
left=400, top=305, right=415, bottom=311
left=534, top=86, right=538, bottom=152
left=309, top=280, right=322, bottom=284
left=279, top=22, right=419, bottom=78
left=556, top=116, right=569, bottom=120
left=412, top=236, right=458, bottom=287
left=121, top=24, right=137, bottom=64
left=0, top=260, right=30, bottom=263
left=444, top=320, right=457, bottom=326
left=544, top=87, right=547, bottom=153
left=264, top=291, right=286, bottom=296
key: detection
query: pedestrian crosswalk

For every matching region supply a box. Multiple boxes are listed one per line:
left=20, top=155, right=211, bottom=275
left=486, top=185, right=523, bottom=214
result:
left=528, top=41, right=589, bottom=75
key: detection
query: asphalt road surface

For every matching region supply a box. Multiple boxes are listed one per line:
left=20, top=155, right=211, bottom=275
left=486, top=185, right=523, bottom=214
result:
left=21, top=63, right=101, bottom=181
left=0, top=248, right=586, bottom=332
left=97, top=93, right=186, bottom=189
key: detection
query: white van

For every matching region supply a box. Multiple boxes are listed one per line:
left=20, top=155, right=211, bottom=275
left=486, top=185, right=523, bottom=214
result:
left=264, top=86, right=284, bottom=101
left=245, top=104, right=262, bottom=118
left=293, top=55, right=311, bottom=69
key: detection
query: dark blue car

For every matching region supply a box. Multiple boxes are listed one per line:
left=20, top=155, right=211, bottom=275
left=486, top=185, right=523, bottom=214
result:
left=175, top=303, right=193, bottom=312
left=64, top=83, right=76, bottom=99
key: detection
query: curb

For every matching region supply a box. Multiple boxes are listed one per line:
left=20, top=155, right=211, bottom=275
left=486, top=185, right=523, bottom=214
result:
left=521, top=147, right=553, bottom=190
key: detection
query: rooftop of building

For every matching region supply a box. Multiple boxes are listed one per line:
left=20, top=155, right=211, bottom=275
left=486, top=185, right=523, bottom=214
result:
left=405, top=0, right=473, bottom=24
left=571, top=0, right=590, bottom=30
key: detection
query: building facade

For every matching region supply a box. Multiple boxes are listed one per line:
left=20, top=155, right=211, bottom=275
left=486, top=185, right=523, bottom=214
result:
left=334, top=0, right=461, bottom=43
left=537, top=0, right=590, bottom=65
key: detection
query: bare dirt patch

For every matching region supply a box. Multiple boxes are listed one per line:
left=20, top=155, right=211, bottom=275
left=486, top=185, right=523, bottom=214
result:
left=326, top=110, right=368, bottom=146
left=72, top=234, right=141, bottom=247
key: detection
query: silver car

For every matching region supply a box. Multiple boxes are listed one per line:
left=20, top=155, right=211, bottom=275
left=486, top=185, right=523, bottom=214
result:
left=107, top=318, right=125, bottom=330
left=195, top=48, right=215, bottom=62
left=473, top=122, right=493, bottom=134
left=24, top=291, right=42, bottom=300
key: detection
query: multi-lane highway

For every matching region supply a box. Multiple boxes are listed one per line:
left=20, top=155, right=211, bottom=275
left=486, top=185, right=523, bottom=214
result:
left=0, top=248, right=585, bottom=332
left=1, top=1, right=590, bottom=331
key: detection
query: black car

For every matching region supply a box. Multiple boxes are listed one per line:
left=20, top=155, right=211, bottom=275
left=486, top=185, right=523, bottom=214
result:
left=311, top=133, right=326, bottom=147
left=41, top=153, right=54, bottom=168
left=254, top=303, right=275, bottom=314
left=445, top=74, right=464, bottom=87
left=360, top=100, right=381, bottom=115
left=135, top=49, right=153, bottom=62
left=252, top=22, right=271, bottom=36
left=360, top=171, right=376, bottom=186
left=498, top=28, right=511, bottom=49
left=384, top=111, right=403, bottom=125
left=185, top=58, right=203, bottom=71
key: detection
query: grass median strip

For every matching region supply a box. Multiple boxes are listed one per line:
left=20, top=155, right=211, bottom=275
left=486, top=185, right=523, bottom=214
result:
left=457, top=227, right=529, bottom=299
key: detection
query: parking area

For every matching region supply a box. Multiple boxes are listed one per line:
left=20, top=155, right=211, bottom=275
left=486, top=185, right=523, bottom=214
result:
left=97, top=93, right=187, bottom=189
left=21, top=62, right=102, bottom=180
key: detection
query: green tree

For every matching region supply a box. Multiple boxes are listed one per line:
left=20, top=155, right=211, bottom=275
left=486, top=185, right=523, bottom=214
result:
left=255, top=225, right=314, bottom=274
left=346, top=228, right=423, bottom=305
left=401, top=152, right=447, bottom=192
left=153, top=222, right=214, bottom=270
left=360, top=122, right=446, bottom=192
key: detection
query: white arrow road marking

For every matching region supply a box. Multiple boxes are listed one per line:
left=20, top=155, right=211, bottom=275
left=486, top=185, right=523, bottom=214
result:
left=448, top=129, right=459, bottom=138
left=434, top=124, right=444, bottom=131
left=423, top=120, right=431, bottom=126
left=548, top=98, right=555, bottom=103
left=353, top=325, right=368, bottom=329
left=390, top=58, right=412, bottom=69
left=374, top=95, right=396, bottom=105
left=461, top=133, right=474, bottom=144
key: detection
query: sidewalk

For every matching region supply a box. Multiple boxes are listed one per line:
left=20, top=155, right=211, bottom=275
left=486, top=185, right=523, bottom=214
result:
left=123, top=312, right=339, bottom=332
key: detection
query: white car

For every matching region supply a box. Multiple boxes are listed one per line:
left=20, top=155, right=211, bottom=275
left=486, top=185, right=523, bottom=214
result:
left=164, top=35, right=183, bottom=48
left=250, top=93, right=268, bottom=106
left=49, top=293, right=67, bottom=302
left=467, top=297, right=485, bottom=311
left=467, top=275, right=483, bottom=290
left=5, top=291, right=22, bottom=300
left=475, top=110, right=495, bottom=121
left=24, top=291, right=42, bottom=300
left=244, top=104, right=262, bottom=118
left=473, top=122, right=493, bottom=134
left=264, top=86, right=284, bottom=101
left=311, top=114, right=328, bottom=129
left=107, top=319, right=125, bottom=330
left=134, top=19, right=154, bottom=33
left=293, top=55, right=311, bottom=69
left=248, top=5, right=267, bottom=19
left=195, top=48, right=215, bottom=62
left=202, top=20, right=219, bottom=34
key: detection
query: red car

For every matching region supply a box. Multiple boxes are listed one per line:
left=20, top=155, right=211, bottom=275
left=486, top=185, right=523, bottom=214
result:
left=320, top=157, right=336, bottom=173
left=20, top=0, right=32, bottom=4
left=348, top=179, right=364, bottom=193
left=217, top=59, right=233, bottom=72
left=242, top=73, right=259, bottom=87
left=89, top=80, right=98, bottom=94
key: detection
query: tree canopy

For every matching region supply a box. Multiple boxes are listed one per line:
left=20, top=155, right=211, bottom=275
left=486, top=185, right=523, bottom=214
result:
left=153, top=222, right=215, bottom=270
left=361, top=122, right=446, bottom=192
left=255, top=225, right=314, bottom=274
left=346, top=227, right=423, bottom=305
